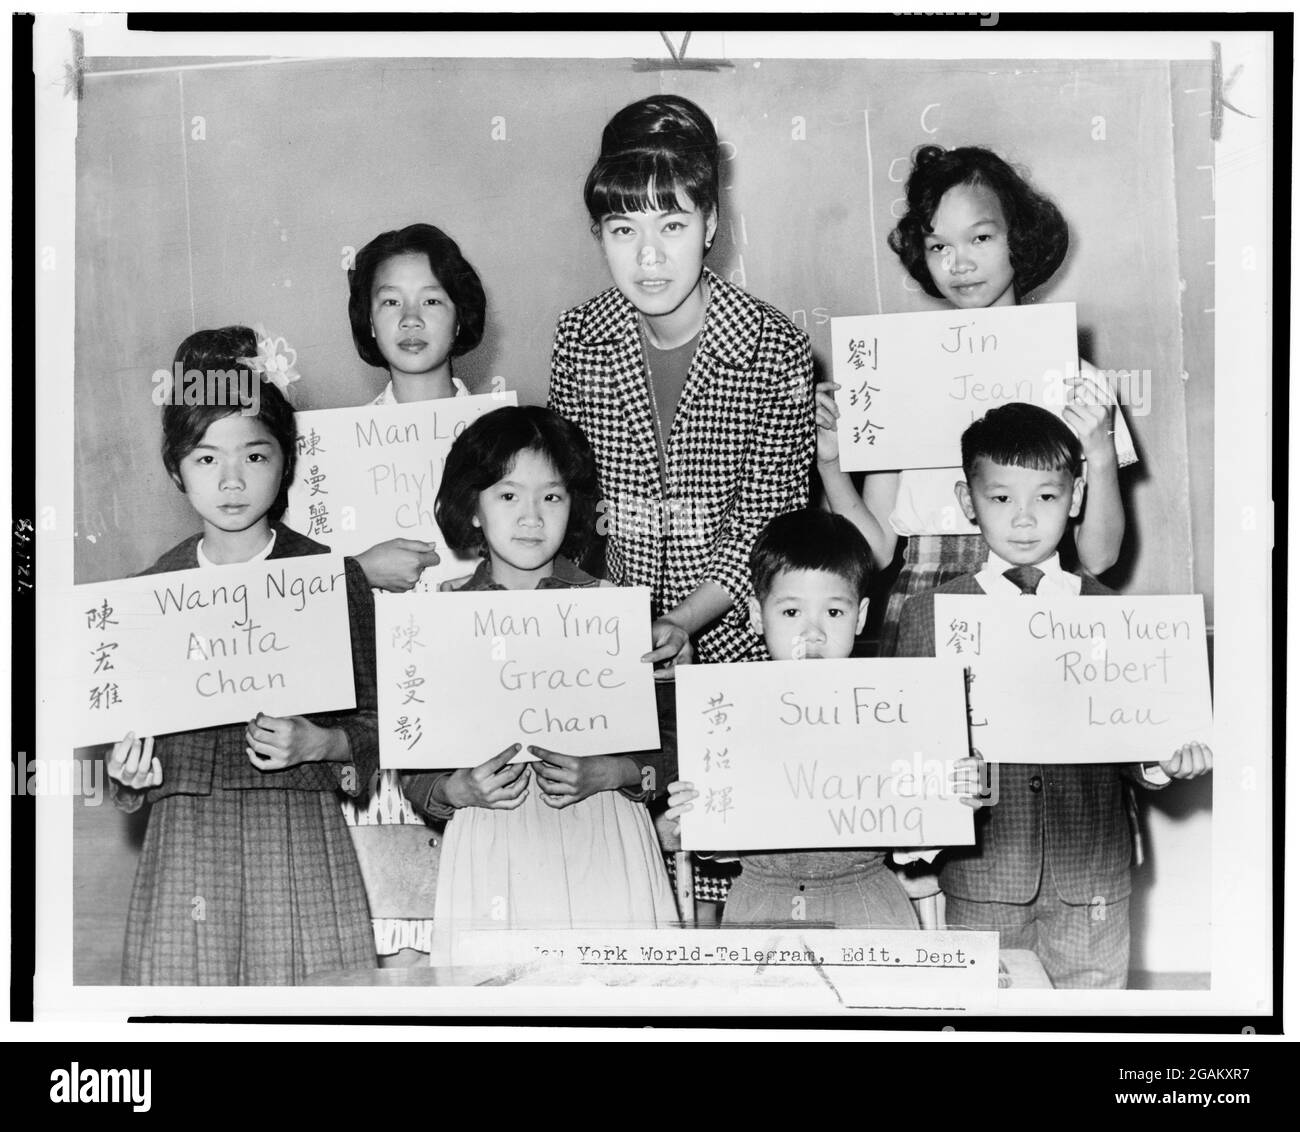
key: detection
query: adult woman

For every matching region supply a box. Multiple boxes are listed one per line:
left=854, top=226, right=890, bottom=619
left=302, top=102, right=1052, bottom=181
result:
left=548, top=94, right=815, bottom=669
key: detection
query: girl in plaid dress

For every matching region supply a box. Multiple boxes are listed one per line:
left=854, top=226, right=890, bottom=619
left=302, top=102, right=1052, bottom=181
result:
left=813, top=145, right=1138, bottom=657
left=108, top=327, right=378, bottom=985
left=338, top=223, right=488, bottom=966
left=402, top=407, right=677, bottom=964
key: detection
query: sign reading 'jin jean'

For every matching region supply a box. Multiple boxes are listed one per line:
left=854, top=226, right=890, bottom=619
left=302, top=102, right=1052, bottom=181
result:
left=831, top=302, right=1079, bottom=471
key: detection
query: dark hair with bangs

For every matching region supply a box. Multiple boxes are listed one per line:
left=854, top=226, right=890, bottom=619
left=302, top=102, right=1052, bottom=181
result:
left=887, top=145, right=1069, bottom=300
left=583, top=95, right=720, bottom=233
left=961, top=402, right=1083, bottom=482
left=347, top=223, right=486, bottom=370
left=749, top=510, right=874, bottom=603
left=435, top=406, right=600, bottom=565
left=161, top=326, right=297, bottom=521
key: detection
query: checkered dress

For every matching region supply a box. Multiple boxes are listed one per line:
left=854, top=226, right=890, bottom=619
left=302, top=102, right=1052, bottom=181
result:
left=115, top=524, right=378, bottom=984
left=548, top=268, right=815, bottom=664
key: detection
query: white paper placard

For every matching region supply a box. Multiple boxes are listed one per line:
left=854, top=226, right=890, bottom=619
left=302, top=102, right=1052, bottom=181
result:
left=831, top=302, right=1078, bottom=471
left=375, top=586, right=659, bottom=768
left=676, top=659, right=974, bottom=850
left=68, top=556, right=356, bottom=747
left=935, top=594, right=1214, bottom=763
left=286, top=392, right=517, bottom=591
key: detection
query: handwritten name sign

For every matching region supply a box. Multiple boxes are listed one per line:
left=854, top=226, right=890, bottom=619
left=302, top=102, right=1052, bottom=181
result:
left=70, top=557, right=356, bottom=747
left=676, top=659, right=973, bottom=851
left=286, top=392, right=518, bottom=591
left=831, top=303, right=1078, bottom=471
left=935, top=595, right=1213, bottom=763
left=375, top=586, right=659, bottom=768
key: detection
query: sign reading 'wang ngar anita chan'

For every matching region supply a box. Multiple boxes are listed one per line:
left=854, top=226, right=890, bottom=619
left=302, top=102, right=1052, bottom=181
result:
left=71, top=556, right=357, bottom=747
left=285, top=391, right=517, bottom=592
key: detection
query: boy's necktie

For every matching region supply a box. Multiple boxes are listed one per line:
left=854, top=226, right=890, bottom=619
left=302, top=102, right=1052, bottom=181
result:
left=1003, top=565, right=1044, bottom=595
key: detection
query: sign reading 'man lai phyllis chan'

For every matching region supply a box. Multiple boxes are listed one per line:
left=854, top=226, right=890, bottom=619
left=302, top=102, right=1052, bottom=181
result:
left=831, top=302, right=1078, bottom=471
left=935, top=594, right=1213, bottom=763
left=286, top=391, right=517, bottom=591
left=73, top=556, right=356, bottom=747
left=675, top=659, right=973, bottom=851
left=375, top=586, right=659, bottom=768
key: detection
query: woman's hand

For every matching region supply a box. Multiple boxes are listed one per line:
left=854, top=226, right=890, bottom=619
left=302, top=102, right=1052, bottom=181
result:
left=814, top=380, right=842, bottom=466
left=245, top=713, right=345, bottom=772
left=107, top=732, right=162, bottom=790
left=1158, top=741, right=1213, bottom=780
left=444, top=744, right=530, bottom=810
left=529, top=748, right=636, bottom=809
left=355, top=538, right=441, bottom=592
left=642, top=616, right=693, bottom=676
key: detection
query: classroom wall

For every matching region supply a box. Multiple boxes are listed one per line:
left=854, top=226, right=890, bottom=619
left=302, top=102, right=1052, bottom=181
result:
left=71, top=55, right=1213, bottom=984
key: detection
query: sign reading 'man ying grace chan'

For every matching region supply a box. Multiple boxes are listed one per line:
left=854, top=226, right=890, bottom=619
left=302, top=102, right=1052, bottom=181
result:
left=70, top=556, right=357, bottom=748
left=286, top=391, right=517, bottom=592
left=936, top=594, right=1214, bottom=764
left=831, top=302, right=1079, bottom=472
left=375, top=586, right=660, bottom=769
left=676, top=659, right=974, bottom=852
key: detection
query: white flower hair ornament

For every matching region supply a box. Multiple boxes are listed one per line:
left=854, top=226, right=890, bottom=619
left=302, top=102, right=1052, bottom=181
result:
left=238, top=324, right=301, bottom=393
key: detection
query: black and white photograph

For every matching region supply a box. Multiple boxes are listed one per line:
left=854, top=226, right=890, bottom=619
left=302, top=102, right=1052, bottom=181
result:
left=22, top=14, right=1277, bottom=1037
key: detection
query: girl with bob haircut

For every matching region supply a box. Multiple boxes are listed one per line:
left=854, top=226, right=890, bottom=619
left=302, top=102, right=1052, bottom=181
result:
left=108, top=325, right=380, bottom=985
left=340, top=222, right=489, bottom=966
left=403, top=405, right=676, bottom=959
left=814, top=144, right=1137, bottom=657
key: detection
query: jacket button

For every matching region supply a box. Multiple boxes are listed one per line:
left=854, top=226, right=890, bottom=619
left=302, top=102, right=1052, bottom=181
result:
left=1028, top=775, right=1043, bottom=793
left=428, top=838, right=438, bottom=848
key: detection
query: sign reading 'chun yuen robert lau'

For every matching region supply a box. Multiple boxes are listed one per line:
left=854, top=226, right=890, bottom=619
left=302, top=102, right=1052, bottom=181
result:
left=831, top=302, right=1079, bottom=472
left=375, top=586, right=660, bottom=769
left=71, top=557, right=356, bottom=747
left=286, top=391, right=517, bottom=592
left=675, top=658, right=973, bottom=851
left=935, top=594, right=1214, bottom=763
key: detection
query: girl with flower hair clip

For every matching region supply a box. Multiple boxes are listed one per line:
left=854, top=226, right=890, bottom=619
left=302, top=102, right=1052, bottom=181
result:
left=107, top=325, right=379, bottom=984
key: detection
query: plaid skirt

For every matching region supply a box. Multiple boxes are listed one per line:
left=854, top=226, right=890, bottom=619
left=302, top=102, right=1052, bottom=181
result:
left=877, top=534, right=989, bottom=657
left=123, top=789, right=375, bottom=985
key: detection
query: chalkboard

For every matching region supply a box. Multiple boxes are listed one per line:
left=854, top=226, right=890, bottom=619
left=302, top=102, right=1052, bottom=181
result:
left=75, top=56, right=1211, bottom=614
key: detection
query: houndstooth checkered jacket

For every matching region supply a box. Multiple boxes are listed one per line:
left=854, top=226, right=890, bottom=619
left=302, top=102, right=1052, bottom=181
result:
left=548, top=268, right=815, bottom=663
left=894, top=570, right=1168, bottom=905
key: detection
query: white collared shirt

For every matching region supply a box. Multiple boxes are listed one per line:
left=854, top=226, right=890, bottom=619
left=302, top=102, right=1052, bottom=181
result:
left=974, top=549, right=1081, bottom=597
left=372, top=376, right=469, bottom=406
left=196, top=527, right=277, bottom=568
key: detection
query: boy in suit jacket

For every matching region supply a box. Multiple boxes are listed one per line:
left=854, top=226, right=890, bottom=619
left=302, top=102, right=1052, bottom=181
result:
left=895, top=403, right=1212, bottom=988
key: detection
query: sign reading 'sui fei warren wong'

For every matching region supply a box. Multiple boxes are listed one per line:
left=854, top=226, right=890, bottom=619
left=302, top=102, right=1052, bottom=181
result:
left=71, top=556, right=357, bottom=747
left=675, top=658, right=974, bottom=851
left=936, top=594, right=1214, bottom=763
left=286, top=391, right=517, bottom=591
left=375, top=586, right=660, bottom=769
left=831, top=302, right=1080, bottom=472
